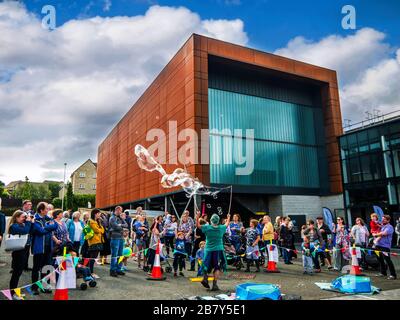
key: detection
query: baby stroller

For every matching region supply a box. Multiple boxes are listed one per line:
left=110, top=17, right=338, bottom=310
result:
left=224, top=235, right=245, bottom=270
left=363, top=238, right=381, bottom=271
left=143, top=243, right=173, bottom=273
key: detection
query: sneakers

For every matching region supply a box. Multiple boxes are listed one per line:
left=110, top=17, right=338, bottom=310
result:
left=179, top=271, right=184, bottom=277
left=110, top=271, right=118, bottom=277
left=387, top=275, right=397, bottom=280
left=91, top=273, right=100, bottom=279
left=376, top=273, right=386, bottom=277
left=117, top=270, right=126, bottom=276
left=314, top=269, right=321, bottom=273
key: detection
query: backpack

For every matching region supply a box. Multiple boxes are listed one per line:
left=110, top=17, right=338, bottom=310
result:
left=83, top=224, right=94, bottom=240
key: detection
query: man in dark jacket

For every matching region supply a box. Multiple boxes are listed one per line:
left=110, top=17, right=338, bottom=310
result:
left=31, top=202, right=57, bottom=295
left=109, top=206, right=128, bottom=277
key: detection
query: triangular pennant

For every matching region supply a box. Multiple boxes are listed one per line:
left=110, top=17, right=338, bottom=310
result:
left=391, top=253, right=398, bottom=257
left=83, top=258, right=89, bottom=266
left=1, top=289, right=12, bottom=300
left=73, top=257, right=79, bottom=267
left=101, top=257, right=105, bottom=265
left=118, top=256, right=124, bottom=264
left=95, top=258, right=102, bottom=265
left=382, top=252, right=389, bottom=257
left=286, top=248, right=290, bottom=252
left=368, top=250, right=372, bottom=256
left=325, top=249, right=330, bottom=252
left=14, top=288, right=22, bottom=297
left=374, top=250, right=380, bottom=256
left=25, top=286, right=34, bottom=296
left=36, top=281, right=44, bottom=291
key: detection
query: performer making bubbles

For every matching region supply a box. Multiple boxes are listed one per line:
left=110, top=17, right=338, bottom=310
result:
left=195, top=211, right=231, bottom=291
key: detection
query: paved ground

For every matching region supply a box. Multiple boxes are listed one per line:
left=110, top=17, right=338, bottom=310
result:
left=1, top=247, right=399, bottom=300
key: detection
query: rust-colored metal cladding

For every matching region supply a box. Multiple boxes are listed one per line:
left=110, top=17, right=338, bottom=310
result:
left=96, top=34, right=343, bottom=209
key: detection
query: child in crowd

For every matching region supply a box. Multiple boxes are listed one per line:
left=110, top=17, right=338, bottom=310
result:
left=70, top=250, right=97, bottom=289
left=245, top=219, right=261, bottom=272
left=122, top=228, right=132, bottom=271
left=173, top=231, right=186, bottom=277
left=196, top=241, right=206, bottom=276
left=301, top=236, right=314, bottom=275
left=134, top=215, right=148, bottom=269
left=370, top=213, right=382, bottom=245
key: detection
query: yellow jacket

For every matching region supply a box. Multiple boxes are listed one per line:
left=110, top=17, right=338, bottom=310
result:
left=87, top=219, right=105, bottom=246
left=262, top=222, right=274, bottom=242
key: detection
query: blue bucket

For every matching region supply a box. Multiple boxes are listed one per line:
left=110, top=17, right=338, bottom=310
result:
left=236, top=283, right=282, bottom=300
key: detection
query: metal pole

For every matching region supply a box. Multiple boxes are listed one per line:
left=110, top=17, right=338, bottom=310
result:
left=61, top=162, right=67, bottom=211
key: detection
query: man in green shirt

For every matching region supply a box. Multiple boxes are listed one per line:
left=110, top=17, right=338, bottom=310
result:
left=196, top=211, right=230, bottom=291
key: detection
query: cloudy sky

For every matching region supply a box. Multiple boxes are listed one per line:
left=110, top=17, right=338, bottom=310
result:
left=0, top=0, right=399, bottom=185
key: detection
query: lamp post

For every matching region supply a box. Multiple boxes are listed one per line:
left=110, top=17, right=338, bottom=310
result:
left=61, top=162, right=67, bottom=211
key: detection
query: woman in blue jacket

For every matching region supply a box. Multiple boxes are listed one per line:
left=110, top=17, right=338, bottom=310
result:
left=67, top=211, right=85, bottom=255
left=8, top=210, right=32, bottom=300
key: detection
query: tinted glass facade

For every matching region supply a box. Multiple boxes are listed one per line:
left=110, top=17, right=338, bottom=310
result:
left=339, top=118, right=400, bottom=221
left=208, top=59, right=330, bottom=194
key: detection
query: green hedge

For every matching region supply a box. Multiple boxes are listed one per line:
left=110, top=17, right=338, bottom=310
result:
left=52, top=194, right=96, bottom=211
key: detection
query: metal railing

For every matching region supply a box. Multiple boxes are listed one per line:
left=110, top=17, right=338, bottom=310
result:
left=343, top=109, right=400, bottom=132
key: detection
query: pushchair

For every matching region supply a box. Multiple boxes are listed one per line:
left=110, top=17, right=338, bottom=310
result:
left=143, top=242, right=173, bottom=273
left=363, top=238, right=381, bottom=271
left=224, top=235, right=245, bottom=270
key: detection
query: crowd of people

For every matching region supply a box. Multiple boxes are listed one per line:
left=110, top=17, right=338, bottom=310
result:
left=0, top=199, right=399, bottom=300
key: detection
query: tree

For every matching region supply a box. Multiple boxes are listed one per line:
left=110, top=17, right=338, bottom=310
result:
left=0, top=180, right=8, bottom=197
left=37, top=184, right=51, bottom=199
left=48, top=182, right=62, bottom=200
left=65, top=182, right=74, bottom=210
left=13, top=176, right=35, bottom=200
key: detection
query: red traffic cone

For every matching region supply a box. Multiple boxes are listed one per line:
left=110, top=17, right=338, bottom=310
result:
left=350, top=247, right=363, bottom=276
left=265, top=245, right=280, bottom=273
left=147, top=240, right=166, bottom=281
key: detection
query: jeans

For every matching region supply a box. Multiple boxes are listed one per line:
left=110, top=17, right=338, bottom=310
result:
left=283, top=247, right=291, bottom=264
left=303, top=255, right=313, bottom=273
left=110, top=238, right=124, bottom=272
left=230, top=237, right=242, bottom=253
left=312, top=251, right=321, bottom=270
left=375, top=246, right=397, bottom=278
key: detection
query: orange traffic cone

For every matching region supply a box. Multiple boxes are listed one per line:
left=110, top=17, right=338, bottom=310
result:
left=350, top=247, right=363, bottom=276
left=265, top=245, right=280, bottom=273
left=147, top=240, right=166, bottom=281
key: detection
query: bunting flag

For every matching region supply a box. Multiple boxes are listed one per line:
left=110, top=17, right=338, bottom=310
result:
left=95, top=259, right=102, bottom=265
left=25, top=286, right=33, bottom=296
left=73, top=257, right=79, bottom=267
left=118, top=256, right=124, bottom=264
left=374, top=250, right=380, bottom=256
left=14, top=288, right=23, bottom=299
left=36, top=281, right=44, bottom=292
left=1, top=289, right=12, bottom=300
left=392, top=253, right=398, bottom=257
left=367, top=250, right=372, bottom=256
left=382, top=252, right=389, bottom=257
left=63, top=246, right=67, bottom=257
left=83, top=258, right=89, bottom=266
left=101, top=257, right=105, bottom=265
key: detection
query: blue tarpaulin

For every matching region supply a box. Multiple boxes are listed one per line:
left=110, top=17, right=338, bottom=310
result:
left=236, top=283, right=282, bottom=300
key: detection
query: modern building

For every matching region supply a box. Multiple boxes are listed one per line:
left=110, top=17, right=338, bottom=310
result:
left=67, top=159, right=97, bottom=196
left=339, top=111, right=400, bottom=224
left=96, top=34, right=344, bottom=224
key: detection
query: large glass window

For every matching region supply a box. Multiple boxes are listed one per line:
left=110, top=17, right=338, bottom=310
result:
left=208, top=88, right=326, bottom=189
left=348, top=157, right=361, bottom=183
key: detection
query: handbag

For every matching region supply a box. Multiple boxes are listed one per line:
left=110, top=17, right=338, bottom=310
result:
left=4, top=234, right=29, bottom=252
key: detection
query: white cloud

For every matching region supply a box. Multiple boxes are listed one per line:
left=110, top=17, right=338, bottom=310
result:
left=275, top=28, right=399, bottom=123
left=0, top=2, right=248, bottom=185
